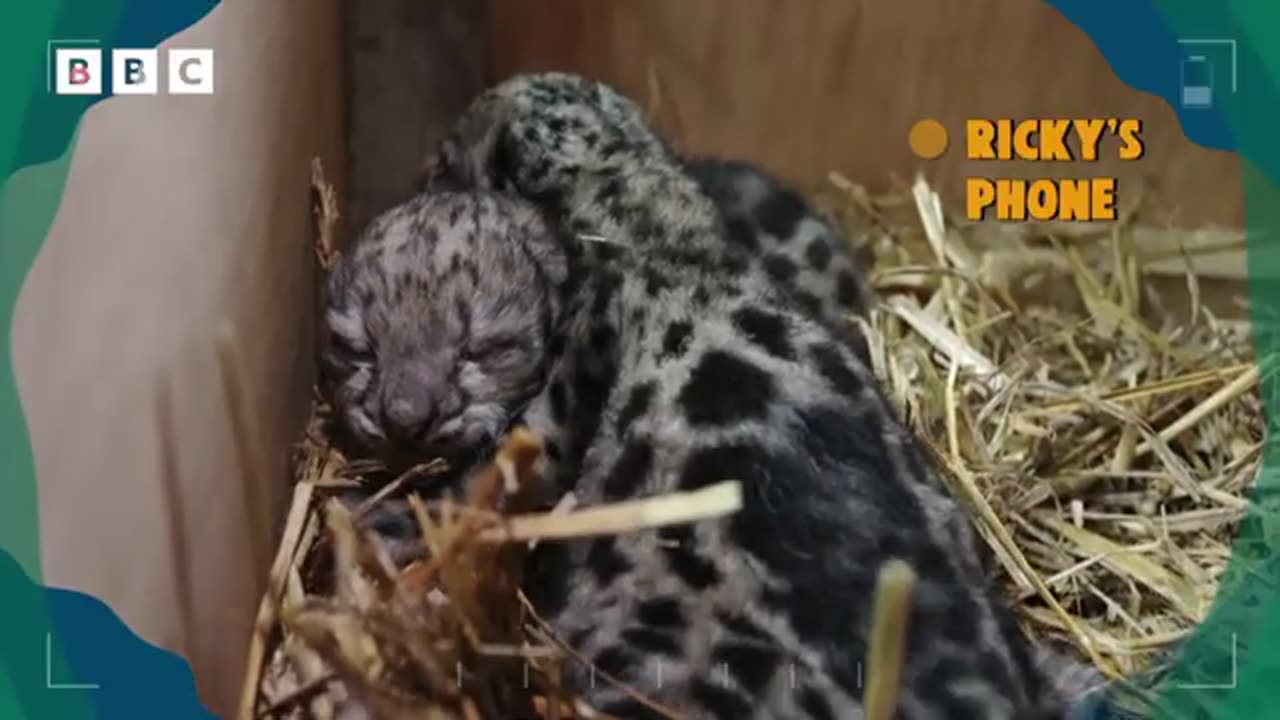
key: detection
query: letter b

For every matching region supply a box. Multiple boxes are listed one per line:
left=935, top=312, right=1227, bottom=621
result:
left=112, top=49, right=158, bottom=95
left=125, top=58, right=146, bottom=85
left=69, top=59, right=91, bottom=85
left=54, top=48, right=101, bottom=95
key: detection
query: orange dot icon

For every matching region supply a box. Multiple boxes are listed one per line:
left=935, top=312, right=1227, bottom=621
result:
left=909, top=119, right=948, bottom=159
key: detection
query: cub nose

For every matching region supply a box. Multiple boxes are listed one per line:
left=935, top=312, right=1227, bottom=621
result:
left=382, top=395, right=437, bottom=442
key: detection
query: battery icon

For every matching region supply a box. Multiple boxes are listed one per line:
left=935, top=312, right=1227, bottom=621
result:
left=1181, top=55, right=1213, bottom=109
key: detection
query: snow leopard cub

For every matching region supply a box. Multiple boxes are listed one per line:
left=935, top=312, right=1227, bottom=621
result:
left=415, top=70, right=1078, bottom=719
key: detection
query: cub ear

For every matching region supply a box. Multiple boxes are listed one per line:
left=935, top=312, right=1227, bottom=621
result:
left=500, top=200, right=571, bottom=291
left=414, top=152, right=450, bottom=194
left=430, top=90, right=515, bottom=193
left=321, top=249, right=355, bottom=306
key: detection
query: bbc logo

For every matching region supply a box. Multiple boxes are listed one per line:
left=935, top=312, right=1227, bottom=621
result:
left=52, top=45, right=214, bottom=95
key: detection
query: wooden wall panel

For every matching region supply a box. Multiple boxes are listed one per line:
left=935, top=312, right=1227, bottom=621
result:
left=490, top=0, right=1244, bottom=228
left=345, top=0, right=489, bottom=232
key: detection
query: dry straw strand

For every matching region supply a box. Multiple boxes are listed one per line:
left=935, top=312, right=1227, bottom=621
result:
left=478, top=480, right=743, bottom=543
left=238, top=479, right=317, bottom=720
left=821, top=171, right=1262, bottom=678
left=311, top=156, right=340, bottom=269
left=863, top=559, right=917, bottom=720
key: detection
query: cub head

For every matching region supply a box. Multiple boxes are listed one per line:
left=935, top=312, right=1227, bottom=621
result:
left=321, top=191, right=568, bottom=466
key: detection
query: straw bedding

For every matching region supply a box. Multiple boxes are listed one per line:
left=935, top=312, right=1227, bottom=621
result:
left=236, top=160, right=1263, bottom=719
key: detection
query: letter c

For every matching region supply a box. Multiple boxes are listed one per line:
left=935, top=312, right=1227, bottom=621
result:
left=179, top=58, right=203, bottom=86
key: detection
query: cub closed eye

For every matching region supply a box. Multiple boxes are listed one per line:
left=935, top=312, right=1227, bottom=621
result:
left=328, top=325, right=375, bottom=358
left=467, top=336, right=523, bottom=359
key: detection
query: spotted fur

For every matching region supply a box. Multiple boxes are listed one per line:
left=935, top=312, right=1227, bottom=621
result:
left=683, top=156, right=875, bottom=323
left=403, top=71, right=1083, bottom=719
left=426, top=89, right=873, bottom=349
left=321, top=191, right=570, bottom=468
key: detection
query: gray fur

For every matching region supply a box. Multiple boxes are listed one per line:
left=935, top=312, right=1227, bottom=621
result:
left=321, top=191, right=568, bottom=465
